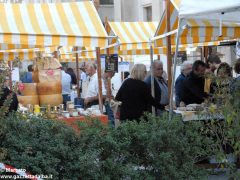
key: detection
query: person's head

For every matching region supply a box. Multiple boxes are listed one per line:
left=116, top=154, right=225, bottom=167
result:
left=180, top=61, right=192, bottom=76
left=234, top=58, right=240, bottom=75
left=207, top=55, right=221, bottom=72
left=217, top=62, right=232, bottom=78
left=192, top=60, right=206, bottom=77
left=124, top=72, right=130, bottom=79
left=28, top=65, right=33, bottom=72
left=130, top=64, right=147, bottom=81
left=152, top=60, right=163, bottom=78
left=66, top=68, right=75, bottom=75
left=85, top=62, right=97, bottom=76
left=205, top=63, right=212, bottom=75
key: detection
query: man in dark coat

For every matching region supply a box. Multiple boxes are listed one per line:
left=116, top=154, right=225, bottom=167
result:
left=181, top=60, right=209, bottom=105
left=175, top=61, right=192, bottom=107
left=144, top=60, right=168, bottom=114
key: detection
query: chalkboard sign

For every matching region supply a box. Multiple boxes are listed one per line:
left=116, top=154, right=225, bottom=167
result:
left=105, top=54, right=118, bottom=72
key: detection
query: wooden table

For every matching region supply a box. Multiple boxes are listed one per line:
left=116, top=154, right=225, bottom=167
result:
left=57, top=115, right=109, bottom=131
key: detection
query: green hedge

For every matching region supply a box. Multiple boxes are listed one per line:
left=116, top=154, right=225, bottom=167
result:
left=0, top=113, right=211, bottom=179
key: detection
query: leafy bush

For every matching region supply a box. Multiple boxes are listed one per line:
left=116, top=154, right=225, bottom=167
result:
left=0, top=113, right=211, bottom=179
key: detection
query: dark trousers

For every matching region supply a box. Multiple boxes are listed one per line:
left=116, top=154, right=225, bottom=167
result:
left=62, top=94, right=71, bottom=110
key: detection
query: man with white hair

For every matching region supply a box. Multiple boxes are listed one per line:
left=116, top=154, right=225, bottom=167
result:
left=175, top=61, right=192, bottom=107
left=83, top=61, right=106, bottom=108
left=145, top=60, right=168, bottom=114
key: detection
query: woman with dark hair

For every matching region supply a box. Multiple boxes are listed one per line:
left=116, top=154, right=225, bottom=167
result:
left=66, top=68, right=77, bottom=86
left=210, top=62, right=233, bottom=95
left=234, top=58, right=240, bottom=80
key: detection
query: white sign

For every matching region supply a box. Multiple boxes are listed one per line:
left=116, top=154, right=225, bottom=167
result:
left=12, top=67, right=20, bottom=82
left=118, top=62, right=130, bottom=72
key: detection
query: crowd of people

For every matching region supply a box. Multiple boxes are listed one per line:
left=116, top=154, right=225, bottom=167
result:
left=1, top=56, right=239, bottom=123
left=117, top=57, right=240, bottom=122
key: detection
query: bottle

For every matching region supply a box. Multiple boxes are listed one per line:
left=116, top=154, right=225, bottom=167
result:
left=34, top=105, right=40, bottom=116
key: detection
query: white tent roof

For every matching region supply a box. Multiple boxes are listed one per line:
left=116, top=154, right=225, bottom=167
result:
left=171, top=0, right=240, bottom=23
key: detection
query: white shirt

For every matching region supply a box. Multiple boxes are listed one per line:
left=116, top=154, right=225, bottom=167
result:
left=80, top=72, right=87, bottom=81
left=84, top=73, right=106, bottom=98
left=61, top=70, right=71, bottom=95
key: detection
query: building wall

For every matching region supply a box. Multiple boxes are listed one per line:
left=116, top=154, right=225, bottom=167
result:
left=114, top=0, right=164, bottom=22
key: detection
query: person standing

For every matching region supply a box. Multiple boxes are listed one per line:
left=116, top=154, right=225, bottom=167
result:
left=144, top=60, right=168, bottom=114
left=175, top=61, right=192, bottom=107
left=83, top=62, right=106, bottom=108
left=66, top=68, right=77, bottom=86
left=21, top=65, right=33, bottom=83
left=182, top=60, right=209, bottom=105
left=61, top=69, right=72, bottom=108
left=207, top=54, right=221, bottom=74
left=210, top=62, right=233, bottom=95
left=116, top=64, right=163, bottom=121
left=102, top=71, right=115, bottom=126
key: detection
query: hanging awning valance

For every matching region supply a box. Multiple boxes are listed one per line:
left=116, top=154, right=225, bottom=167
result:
left=154, top=1, right=240, bottom=47
left=0, top=2, right=108, bottom=48
left=107, top=22, right=161, bottom=55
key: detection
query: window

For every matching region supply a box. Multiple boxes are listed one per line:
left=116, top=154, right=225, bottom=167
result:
left=99, top=0, right=113, bottom=5
left=144, top=6, right=152, bottom=21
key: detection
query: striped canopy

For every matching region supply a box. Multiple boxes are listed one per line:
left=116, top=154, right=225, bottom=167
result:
left=0, top=2, right=108, bottom=48
left=58, top=46, right=95, bottom=62
left=0, top=47, right=56, bottom=61
left=154, top=1, right=240, bottom=47
left=107, top=22, right=163, bottom=55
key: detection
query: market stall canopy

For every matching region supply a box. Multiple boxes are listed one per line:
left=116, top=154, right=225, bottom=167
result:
left=0, top=44, right=44, bottom=50
left=0, top=2, right=108, bottom=48
left=107, top=21, right=167, bottom=55
left=171, top=0, right=240, bottom=22
left=0, top=47, right=56, bottom=61
left=58, top=46, right=95, bottom=62
left=154, top=1, right=240, bottom=47
left=0, top=51, right=36, bottom=61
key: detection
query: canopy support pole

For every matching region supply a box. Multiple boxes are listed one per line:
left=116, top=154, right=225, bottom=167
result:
left=96, top=47, right=103, bottom=114
left=75, top=47, right=80, bottom=98
left=169, top=19, right=182, bottom=121
left=150, top=44, right=156, bottom=116
left=8, top=61, right=12, bottom=91
left=166, top=0, right=172, bottom=98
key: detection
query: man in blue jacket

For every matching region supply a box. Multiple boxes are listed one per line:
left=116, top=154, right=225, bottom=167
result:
left=175, top=61, right=192, bottom=107
left=21, top=65, right=33, bottom=83
left=145, top=60, right=168, bottom=115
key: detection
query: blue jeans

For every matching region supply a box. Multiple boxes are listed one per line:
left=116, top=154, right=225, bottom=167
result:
left=62, top=94, right=71, bottom=110
left=105, top=102, right=115, bottom=127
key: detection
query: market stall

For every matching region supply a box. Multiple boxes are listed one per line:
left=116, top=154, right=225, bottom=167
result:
left=0, top=1, right=110, bottom=123
left=153, top=0, right=240, bottom=118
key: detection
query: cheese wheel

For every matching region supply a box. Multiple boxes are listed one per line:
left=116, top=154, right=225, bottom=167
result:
left=17, top=95, right=39, bottom=106
left=19, top=83, right=38, bottom=96
left=32, top=70, right=39, bottom=83
left=37, top=81, right=62, bottom=95
left=38, top=69, right=61, bottom=83
left=39, top=94, right=63, bottom=106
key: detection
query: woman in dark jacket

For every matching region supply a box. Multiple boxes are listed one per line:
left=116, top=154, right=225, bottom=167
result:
left=116, top=64, right=163, bottom=121
left=210, top=62, right=233, bottom=94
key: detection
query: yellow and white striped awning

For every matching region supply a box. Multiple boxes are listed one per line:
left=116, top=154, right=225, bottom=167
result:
left=0, top=47, right=57, bottom=61
left=107, top=22, right=163, bottom=55
left=58, top=46, right=95, bottom=62
left=0, top=2, right=108, bottom=48
left=0, top=51, right=37, bottom=61
left=154, top=2, right=240, bottom=47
